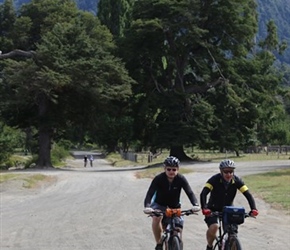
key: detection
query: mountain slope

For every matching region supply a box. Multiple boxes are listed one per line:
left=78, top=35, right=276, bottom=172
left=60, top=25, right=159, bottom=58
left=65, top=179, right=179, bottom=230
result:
left=1, top=0, right=289, bottom=63
left=257, top=0, right=290, bottom=63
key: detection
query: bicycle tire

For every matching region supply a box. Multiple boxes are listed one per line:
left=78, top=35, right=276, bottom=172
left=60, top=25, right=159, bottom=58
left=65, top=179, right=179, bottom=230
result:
left=168, top=236, right=181, bottom=250
left=225, top=236, right=242, bottom=250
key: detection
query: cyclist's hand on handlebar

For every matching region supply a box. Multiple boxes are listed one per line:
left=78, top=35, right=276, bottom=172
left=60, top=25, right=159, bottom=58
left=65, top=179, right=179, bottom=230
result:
left=143, top=207, right=154, bottom=214
left=191, top=205, right=201, bottom=213
left=249, top=209, right=259, bottom=217
left=202, top=208, right=211, bottom=216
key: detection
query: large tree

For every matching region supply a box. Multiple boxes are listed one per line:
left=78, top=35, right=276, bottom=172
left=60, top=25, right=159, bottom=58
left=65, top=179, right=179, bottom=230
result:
left=204, top=17, right=288, bottom=156
left=120, top=0, right=258, bottom=160
left=0, top=0, right=133, bottom=167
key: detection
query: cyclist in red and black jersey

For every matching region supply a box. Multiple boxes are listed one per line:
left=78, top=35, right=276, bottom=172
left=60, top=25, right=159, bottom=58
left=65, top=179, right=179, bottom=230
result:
left=200, top=159, right=259, bottom=250
left=143, top=156, right=200, bottom=250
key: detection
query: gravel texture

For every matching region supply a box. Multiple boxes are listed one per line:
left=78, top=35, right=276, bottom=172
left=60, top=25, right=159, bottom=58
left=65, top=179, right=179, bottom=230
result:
left=1, top=158, right=289, bottom=250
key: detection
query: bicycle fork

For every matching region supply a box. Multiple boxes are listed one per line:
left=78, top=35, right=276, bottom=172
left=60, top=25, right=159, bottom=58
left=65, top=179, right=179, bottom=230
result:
left=161, top=225, right=171, bottom=249
left=221, top=233, right=228, bottom=250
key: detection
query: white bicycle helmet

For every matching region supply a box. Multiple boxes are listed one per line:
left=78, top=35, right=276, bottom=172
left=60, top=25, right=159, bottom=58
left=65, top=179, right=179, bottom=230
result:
left=219, top=159, right=235, bottom=169
left=163, top=156, right=180, bottom=167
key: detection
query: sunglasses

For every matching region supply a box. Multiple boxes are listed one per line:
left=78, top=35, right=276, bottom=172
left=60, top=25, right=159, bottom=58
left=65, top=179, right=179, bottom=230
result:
left=223, top=170, right=234, bottom=174
left=166, top=168, right=177, bottom=172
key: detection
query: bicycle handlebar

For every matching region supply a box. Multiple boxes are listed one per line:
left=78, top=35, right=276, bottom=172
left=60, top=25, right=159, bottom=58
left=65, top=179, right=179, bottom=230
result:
left=209, top=211, right=255, bottom=218
left=149, top=208, right=198, bottom=217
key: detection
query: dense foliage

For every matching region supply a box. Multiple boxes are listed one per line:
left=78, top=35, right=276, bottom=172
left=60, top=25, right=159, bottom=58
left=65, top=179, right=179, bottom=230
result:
left=1, top=0, right=290, bottom=165
left=1, top=0, right=289, bottom=64
left=0, top=0, right=133, bottom=167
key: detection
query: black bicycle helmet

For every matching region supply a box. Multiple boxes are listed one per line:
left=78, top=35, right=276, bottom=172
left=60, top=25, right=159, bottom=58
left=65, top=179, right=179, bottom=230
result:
left=219, top=159, right=235, bottom=169
left=163, top=156, right=180, bottom=167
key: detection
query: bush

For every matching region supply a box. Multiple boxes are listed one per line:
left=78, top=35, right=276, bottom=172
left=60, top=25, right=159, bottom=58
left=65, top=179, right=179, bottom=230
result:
left=57, top=139, right=73, bottom=150
left=0, top=159, right=13, bottom=170
left=24, top=155, right=38, bottom=168
left=51, top=144, right=70, bottom=165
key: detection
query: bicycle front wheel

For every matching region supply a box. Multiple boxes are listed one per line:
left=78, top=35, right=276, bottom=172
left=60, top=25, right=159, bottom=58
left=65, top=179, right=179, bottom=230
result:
left=168, top=235, right=181, bottom=250
left=225, top=236, right=242, bottom=250
left=213, top=239, right=222, bottom=250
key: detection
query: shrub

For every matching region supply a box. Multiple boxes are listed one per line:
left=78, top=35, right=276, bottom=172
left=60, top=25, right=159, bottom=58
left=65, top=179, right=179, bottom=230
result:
left=51, top=144, right=70, bottom=165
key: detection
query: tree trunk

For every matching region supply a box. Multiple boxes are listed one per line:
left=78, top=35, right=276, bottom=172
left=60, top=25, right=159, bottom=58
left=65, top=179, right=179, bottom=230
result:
left=37, top=125, right=53, bottom=168
left=169, top=145, right=193, bottom=161
left=235, top=150, right=240, bottom=157
left=36, top=93, right=53, bottom=168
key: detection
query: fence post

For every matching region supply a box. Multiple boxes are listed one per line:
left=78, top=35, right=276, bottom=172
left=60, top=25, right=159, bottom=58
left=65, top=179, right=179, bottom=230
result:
left=148, top=152, right=153, bottom=163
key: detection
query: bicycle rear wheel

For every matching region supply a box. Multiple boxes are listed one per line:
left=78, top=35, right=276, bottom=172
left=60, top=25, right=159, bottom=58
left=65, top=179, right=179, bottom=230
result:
left=225, top=236, right=242, bottom=250
left=168, top=235, right=181, bottom=250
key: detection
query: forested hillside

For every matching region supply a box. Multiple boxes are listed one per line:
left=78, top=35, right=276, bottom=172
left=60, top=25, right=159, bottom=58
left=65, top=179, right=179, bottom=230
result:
left=1, top=0, right=289, bottom=63
left=257, top=0, right=290, bottom=64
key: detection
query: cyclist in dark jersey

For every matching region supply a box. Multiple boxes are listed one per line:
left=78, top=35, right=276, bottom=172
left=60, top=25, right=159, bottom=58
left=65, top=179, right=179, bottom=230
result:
left=200, top=159, right=259, bottom=250
left=143, top=156, right=200, bottom=250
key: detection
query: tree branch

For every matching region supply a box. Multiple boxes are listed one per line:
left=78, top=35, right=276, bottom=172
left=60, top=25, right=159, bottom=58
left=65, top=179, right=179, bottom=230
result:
left=0, top=49, right=37, bottom=59
left=185, top=77, right=227, bottom=94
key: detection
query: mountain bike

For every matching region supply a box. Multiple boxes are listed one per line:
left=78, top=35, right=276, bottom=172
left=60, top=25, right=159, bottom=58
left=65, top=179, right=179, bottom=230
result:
left=210, top=206, right=254, bottom=250
left=149, top=208, right=197, bottom=250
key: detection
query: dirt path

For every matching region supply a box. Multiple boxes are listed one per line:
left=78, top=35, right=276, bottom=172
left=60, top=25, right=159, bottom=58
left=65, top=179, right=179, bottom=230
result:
left=1, top=159, right=289, bottom=249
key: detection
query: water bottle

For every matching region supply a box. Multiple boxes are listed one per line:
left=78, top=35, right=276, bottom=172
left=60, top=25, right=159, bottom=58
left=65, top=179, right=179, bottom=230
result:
left=221, top=233, right=228, bottom=250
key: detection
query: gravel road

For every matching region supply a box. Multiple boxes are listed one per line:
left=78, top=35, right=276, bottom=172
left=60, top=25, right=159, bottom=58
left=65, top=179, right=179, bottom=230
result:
left=1, top=158, right=289, bottom=250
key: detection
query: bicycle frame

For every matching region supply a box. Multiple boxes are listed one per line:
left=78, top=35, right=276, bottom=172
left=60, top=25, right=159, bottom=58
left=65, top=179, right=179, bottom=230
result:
left=150, top=208, right=196, bottom=250
left=214, top=219, right=236, bottom=250
left=211, top=209, right=251, bottom=250
left=161, top=212, right=181, bottom=249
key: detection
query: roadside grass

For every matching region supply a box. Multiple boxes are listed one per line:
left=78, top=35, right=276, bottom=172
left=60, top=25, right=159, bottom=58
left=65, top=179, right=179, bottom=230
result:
left=106, top=150, right=290, bottom=173
left=243, top=169, right=290, bottom=212
left=182, top=149, right=290, bottom=162
left=0, top=173, right=54, bottom=188
left=105, top=152, right=141, bottom=167
left=115, top=150, right=290, bottom=167
left=195, top=152, right=290, bottom=162
left=0, top=173, right=19, bottom=182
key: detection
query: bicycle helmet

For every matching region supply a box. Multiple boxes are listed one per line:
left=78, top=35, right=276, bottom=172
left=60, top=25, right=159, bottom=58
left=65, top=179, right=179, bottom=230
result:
left=219, top=159, right=235, bottom=169
left=163, top=156, right=180, bottom=167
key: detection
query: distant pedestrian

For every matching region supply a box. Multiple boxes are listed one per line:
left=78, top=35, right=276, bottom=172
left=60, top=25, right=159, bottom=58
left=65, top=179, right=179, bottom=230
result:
left=84, top=155, right=88, bottom=167
left=89, top=155, right=94, bottom=167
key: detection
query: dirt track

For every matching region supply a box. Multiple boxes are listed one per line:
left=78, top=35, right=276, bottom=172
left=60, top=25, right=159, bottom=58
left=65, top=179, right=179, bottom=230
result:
left=1, top=158, right=290, bottom=250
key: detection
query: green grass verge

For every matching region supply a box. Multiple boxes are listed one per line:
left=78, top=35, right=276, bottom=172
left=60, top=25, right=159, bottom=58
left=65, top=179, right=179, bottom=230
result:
left=105, top=152, right=141, bottom=167
left=242, top=169, right=290, bottom=212
left=0, top=173, right=19, bottom=182
left=0, top=173, right=55, bottom=188
left=109, top=150, right=290, bottom=168
left=194, top=152, right=290, bottom=162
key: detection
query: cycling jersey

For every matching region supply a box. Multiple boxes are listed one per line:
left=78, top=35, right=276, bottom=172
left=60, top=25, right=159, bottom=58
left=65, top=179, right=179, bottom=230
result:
left=144, top=172, right=198, bottom=208
left=200, top=173, right=256, bottom=211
